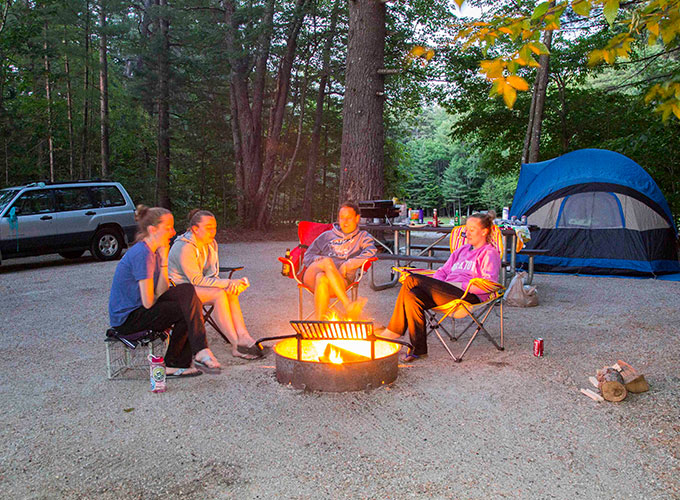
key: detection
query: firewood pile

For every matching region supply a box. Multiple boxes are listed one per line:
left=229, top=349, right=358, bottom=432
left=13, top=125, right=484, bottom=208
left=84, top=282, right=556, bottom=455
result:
left=580, top=360, right=650, bottom=403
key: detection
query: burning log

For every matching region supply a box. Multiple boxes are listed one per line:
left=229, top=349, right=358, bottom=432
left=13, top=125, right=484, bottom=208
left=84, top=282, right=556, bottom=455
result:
left=319, top=343, right=371, bottom=364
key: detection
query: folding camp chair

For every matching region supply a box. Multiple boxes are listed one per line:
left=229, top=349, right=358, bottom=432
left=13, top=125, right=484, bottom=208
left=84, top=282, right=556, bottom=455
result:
left=395, top=224, right=507, bottom=362
left=278, top=221, right=377, bottom=319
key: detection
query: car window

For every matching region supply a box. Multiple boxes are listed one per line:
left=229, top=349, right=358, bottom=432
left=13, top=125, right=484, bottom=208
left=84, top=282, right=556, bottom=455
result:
left=90, top=186, right=125, bottom=207
left=11, top=190, right=55, bottom=216
left=54, top=187, right=96, bottom=212
left=0, top=189, right=18, bottom=212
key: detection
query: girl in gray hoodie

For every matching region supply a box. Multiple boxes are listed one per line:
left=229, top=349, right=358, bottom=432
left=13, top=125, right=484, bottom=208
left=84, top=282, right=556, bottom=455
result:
left=168, top=210, right=261, bottom=360
left=302, top=202, right=376, bottom=319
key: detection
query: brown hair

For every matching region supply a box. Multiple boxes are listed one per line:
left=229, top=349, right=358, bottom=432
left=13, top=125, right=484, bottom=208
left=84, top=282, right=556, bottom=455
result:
left=187, top=209, right=216, bottom=228
left=134, top=204, right=171, bottom=242
left=467, top=210, right=496, bottom=242
left=339, top=201, right=360, bottom=216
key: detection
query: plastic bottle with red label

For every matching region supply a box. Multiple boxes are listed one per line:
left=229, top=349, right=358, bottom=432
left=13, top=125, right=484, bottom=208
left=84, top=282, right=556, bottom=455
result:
left=149, top=355, right=167, bottom=393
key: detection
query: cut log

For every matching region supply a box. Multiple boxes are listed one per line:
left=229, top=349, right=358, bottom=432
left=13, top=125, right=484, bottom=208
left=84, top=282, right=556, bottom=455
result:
left=625, top=375, right=650, bottom=394
left=580, top=388, right=604, bottom=402
left=597, top=367, right=628, bottom=402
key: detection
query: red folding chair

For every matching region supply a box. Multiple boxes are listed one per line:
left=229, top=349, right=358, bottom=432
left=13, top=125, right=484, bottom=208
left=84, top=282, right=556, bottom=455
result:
left=278, top=221, right=377, bottom=319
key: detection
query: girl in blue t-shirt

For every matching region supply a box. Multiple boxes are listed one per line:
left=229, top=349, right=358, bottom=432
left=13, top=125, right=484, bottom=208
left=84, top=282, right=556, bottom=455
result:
left=108, top=205, right=221, bottom=377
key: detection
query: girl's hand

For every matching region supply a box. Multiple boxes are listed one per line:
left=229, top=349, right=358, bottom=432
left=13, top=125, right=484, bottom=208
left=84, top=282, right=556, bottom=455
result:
left=225, top=279, right=240, bottom=294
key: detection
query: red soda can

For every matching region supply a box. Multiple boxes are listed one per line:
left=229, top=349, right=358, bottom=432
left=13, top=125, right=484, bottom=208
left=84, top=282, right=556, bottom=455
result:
left=533, top=338, right=544, bottom=357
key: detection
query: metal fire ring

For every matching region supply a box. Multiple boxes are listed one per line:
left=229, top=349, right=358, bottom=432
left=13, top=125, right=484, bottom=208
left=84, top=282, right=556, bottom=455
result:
left=274, top=346, right=399, bottom=392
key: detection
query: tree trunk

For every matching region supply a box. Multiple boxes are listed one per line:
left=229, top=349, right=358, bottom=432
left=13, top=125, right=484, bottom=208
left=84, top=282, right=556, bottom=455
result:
left=302, top=0, right=340, bottom=220
left=63, top=33, right=75, bottom=180
left=99, top=1, right=110, bottom=178
left=223, top=0, right=308, bottom=228
left=229, top=82, right=244, bottom=220
left=339, top=0, right=386, bottom=202
left=44, top=22, right=55, bottom=182
left=156, top=0, right=171, bottom=209
left=254, top=0, right=308, bottom=228
left=524, top=29, right=553, bottom=164
left=80, top=1, right=91, bottom=179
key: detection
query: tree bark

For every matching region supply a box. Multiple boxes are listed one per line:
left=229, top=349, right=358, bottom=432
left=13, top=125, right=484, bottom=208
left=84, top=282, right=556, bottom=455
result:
left=63, top=32, right=75, bottom=180
left=302, top=0, right=340, bottom=220
left=44, top=22, right=55, bottom=182
left=99, top=1, right=110, bottom=178
left=339, top=0, right=386, bottom=203
left=156, top=0, right=171, bottom=209
left=80, top=1, right=91, bottom=179
left=523, top=29, right=553, bottom=164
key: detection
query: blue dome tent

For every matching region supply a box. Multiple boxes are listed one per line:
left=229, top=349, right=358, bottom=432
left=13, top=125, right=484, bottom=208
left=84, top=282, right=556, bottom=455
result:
left=511, top=149, right=679, bottom=276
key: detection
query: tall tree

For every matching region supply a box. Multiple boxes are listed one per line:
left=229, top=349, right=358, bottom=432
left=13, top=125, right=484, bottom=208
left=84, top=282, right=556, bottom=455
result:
left=99, top=0, right=109, bottom=178
left=339, top=0, right=386, bottom=202
left=155, top=0, right=170, bottom=208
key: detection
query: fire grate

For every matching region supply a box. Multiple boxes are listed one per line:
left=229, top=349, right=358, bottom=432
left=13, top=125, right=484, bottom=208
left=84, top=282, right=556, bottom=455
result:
left=256, top=320, right=411, bottom=361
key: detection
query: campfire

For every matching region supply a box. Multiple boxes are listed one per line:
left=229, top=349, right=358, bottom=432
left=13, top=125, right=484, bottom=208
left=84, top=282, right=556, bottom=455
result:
left=256, top=313, right=411, bottom=392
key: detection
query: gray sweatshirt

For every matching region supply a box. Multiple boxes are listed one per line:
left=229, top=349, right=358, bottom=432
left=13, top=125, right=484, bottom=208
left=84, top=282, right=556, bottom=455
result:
left=302, top=223, right=377, bottom=276
left=168, top=231, right=230, bottom=288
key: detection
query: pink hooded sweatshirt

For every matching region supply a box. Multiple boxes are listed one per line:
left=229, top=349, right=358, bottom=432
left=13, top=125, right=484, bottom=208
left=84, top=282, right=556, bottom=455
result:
left=432, top=243, right=501, bottom=300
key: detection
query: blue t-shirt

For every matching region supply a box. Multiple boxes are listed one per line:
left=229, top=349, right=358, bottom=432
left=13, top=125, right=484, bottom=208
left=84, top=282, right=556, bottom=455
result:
left=108, top=241, right=161, bottom=327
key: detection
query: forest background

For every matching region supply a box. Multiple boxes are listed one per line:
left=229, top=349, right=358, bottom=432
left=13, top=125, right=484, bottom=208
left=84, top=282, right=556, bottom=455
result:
left=1, top=0, right=678, bottom=229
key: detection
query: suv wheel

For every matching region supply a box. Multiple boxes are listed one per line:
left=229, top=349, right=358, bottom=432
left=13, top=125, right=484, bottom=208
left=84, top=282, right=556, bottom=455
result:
left=59, top=250, right=85, bottom=259
left=91, top=228, right=124, bottom=261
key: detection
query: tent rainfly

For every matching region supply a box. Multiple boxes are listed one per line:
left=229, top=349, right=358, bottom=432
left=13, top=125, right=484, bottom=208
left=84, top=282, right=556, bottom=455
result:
left=511, top=149, right=680, bottom=276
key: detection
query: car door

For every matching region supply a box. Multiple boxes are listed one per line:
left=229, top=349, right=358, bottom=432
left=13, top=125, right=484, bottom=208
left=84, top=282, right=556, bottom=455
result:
left=1, top=189, right=57, bottom=256
left=52, top=187, right=98, bottom=250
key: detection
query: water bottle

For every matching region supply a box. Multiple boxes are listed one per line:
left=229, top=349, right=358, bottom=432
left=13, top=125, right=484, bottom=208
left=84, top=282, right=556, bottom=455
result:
left=281, top=248, right=291, bottom=276
left=502, top=207, right=509, bottom=220
left=148, top=355, right=166, bottom=393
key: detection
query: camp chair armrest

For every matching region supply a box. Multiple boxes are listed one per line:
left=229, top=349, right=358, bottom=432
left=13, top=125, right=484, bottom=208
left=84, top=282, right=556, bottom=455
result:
left=391, top=266, right=436, bottom=284
left=463, top=278, right=504, bottom=299
left=219, top=266, right=244, bottom=279
left=278, top=256, right=305, bottom=285
left=353, top=257, right=378, bottom=284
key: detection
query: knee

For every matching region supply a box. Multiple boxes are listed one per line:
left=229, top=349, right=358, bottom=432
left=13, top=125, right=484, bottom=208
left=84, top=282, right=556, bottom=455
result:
left=174, top=283, right=196, bottom=299
left=319, top=257, right=334, bottom=269
left=315, top=274, right=330, bottom=289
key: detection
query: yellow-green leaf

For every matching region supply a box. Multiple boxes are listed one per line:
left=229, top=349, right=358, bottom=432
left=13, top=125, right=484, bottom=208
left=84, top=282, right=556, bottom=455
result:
left=531, top=1, right=551, bottom=21
left=603, top=0, right=620, bottom=26
left=647, top=22, right=660, bottom=37
left=572, top=0, right=591, bottom=17
left=507, top=75, right=530, bottom=91
left=409, top=46, right=426, bottom=58
left=480, top=59, right=505, bottom=79
left=503, top=84, right=518, bottom=108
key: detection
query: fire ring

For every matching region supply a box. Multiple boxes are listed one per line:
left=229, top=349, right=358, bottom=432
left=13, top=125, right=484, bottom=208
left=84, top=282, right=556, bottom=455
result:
left=257, top=320, right=411, bottom=393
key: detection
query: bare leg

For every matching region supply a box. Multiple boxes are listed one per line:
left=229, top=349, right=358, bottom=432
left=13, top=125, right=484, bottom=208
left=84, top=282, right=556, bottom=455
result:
left=314, top=274, right=331, bottom=320
left=303, top=258, right=355, bottom=319
left=194, top=286, right=255, bottom=358
left=225, top=293, right=255, bottom=345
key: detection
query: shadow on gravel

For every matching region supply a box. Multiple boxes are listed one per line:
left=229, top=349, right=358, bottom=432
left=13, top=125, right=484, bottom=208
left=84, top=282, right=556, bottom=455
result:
left=0, top=255, right=99, bottom=274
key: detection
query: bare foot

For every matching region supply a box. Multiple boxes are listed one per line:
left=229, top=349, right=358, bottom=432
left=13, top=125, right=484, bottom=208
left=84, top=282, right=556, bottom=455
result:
left=195, top=348, right=221, bottom=369
left=344, top=297, right=368, bottom=320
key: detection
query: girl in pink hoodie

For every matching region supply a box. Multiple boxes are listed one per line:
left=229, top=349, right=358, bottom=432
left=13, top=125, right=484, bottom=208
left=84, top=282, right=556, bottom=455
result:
left=382, top=211, right=501, bottom=362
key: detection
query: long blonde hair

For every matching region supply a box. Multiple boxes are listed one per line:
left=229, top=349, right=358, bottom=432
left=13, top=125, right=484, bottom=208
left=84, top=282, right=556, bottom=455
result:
left=134, top=204, right=171, bottom=242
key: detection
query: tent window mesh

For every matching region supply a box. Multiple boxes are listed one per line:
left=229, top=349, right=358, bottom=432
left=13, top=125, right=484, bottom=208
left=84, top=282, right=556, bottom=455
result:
left=557, top=192, right=623, bottom=229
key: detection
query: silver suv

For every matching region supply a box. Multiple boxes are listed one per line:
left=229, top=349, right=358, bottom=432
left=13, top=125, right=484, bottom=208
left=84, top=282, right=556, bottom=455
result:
left=0, top=181, right=137, bottom=263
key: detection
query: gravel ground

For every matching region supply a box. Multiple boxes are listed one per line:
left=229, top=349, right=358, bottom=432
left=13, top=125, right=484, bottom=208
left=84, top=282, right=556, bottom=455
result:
left=1, top=241, right=679, bottom=499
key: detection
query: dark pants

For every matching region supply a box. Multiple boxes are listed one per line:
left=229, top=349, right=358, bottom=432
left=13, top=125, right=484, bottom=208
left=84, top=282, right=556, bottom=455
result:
left=116, top=283, right=208, bottom=368
left=387, top=273, right=480, bottom=355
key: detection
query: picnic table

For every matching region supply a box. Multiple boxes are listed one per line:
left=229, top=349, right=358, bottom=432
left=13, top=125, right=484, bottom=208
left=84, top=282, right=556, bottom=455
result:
left=360, top=223, right=547, bottom=290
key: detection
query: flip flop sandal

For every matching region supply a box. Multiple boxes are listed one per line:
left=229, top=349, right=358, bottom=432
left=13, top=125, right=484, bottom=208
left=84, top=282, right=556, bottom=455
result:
left=194, top=357, right=222, bottom=374
left=166, top=368, right=203, bottom=378
left=236, top=344, right=264, bottom=358
left=401, top=353, right=427, bottom=363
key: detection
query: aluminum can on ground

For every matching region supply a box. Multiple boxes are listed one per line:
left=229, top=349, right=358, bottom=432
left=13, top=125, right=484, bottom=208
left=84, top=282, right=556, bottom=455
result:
left=533, top=338, right=544, bottom=357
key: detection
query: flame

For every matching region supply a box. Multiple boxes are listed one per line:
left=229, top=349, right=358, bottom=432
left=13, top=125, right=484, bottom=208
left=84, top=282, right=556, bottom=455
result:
left=327, top=345, right=344, bottom=364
